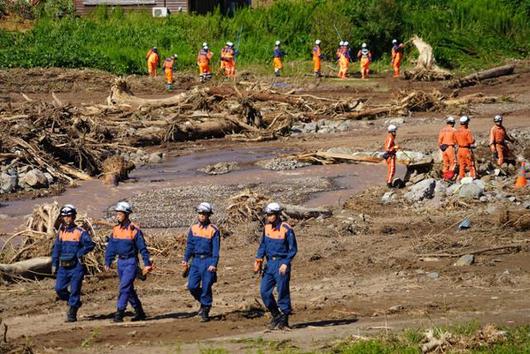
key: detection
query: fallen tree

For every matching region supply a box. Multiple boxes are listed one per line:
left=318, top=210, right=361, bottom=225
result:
left=448, top=64, right=516, bottom=88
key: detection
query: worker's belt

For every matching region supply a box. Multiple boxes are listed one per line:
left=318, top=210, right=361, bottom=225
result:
left=459, top=146, right=471, bottom=149
left=194, top=254, right=212, bottom=259
left=59, top=259, right=76, bottom=268
left=118, top=255, right=135, bottom=260
left=268, top=256, right=286, bottom=261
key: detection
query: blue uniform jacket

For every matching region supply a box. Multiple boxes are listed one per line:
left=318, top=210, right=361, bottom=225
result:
left=183, top=222, right=220, bottom=267
left=256, top=220, right=297, bottom=266
left=104, top=221, right=151, bottom=267
left=51, top=224, right=95, bottom=268
left=273, top=47, right=285, bottom=58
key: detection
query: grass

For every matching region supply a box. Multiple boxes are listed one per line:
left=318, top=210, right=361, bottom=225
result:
left=0, top=0, right=528, bottom=75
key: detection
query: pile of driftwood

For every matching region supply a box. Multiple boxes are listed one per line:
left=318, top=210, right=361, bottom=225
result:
left=404, top=35, right=452, bottom=81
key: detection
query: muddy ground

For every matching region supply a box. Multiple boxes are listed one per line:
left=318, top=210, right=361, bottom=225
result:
left=0, top=64, right=529, bottom=353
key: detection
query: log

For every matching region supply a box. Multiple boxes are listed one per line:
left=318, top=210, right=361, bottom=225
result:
left=448, top=64, right=515, bottom=88
left=340, top=107, right=392, bottom=120
left=0, top=257, right=52, bottom=280
left=283, top=204, right=332, bottom=219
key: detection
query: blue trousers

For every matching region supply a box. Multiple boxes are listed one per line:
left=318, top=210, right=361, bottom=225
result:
left=116, top=257, right=141, bottom=311
left=187, top=257, right=217, bottom=307
left=260, top=259, right=292, bottom=315
left=55, top=263, right=85, bottom=308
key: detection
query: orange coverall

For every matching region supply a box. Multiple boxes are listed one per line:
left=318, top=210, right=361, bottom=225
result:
left=163, top=57, right=175, bottom=84
left=146, top=50, right=159, bottom=77
left=312, top=45, right=322, bottom=75
left=221, top=46, right=236, bottom=78
left=357, top=49, right=372, bottom=79
left=384, top=133, right=398, bottom=184
left=438, top=125, right=456, bottom=180
left=455, top=126, right=476, bottom=179
left=489, top=125, right=512, bottom=166
left=197, top=49, right=213, bottom=76
left=391, top=44, right=404, bottom=77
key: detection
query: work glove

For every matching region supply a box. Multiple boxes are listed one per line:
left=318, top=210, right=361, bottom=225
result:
left=51, top=265, right=57, bottom=275
left=254, top=259, right=263, bottom=274
left=181, top=261, right=190, bottom=278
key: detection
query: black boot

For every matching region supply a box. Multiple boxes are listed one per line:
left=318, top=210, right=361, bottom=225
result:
left=268, top=307, right=282, bottom=330
left=66, top=306, right=78, bottom=323
left=131, top=305, right=146, bottom=322
left=277, top=313, right=290, bottom=330
left=113, top=309, right=125, bottom=323
left=200, top=306, right=211, bottom=322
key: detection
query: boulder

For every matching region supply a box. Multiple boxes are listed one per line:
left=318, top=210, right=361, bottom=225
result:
left=20, top=169, right=48, bottom=188
left=458, top=181, right=484, bottom=200
left=404, top=178, right=436, bottom=202
left=454, top=254, right=474, bottom=267
left=0, top=172, right=17, bottom=193
left=381, top=191, right=396, bottom=204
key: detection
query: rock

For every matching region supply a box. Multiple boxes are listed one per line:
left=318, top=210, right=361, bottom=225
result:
left=385, top=117, right=405, bottom=125
left=404, top=178, right=436, bottom=202
left=0, top=172, right=17, bottom=193
left=454, top=254, right=474, bottom=267
left=148, top=152, right=163, bottom=164
left=43, top=172, right=54, bottom=185
left=458, top=182, right=484, bottom=200
left=199, top=161, right=239, bottom=175
left=426, top=272, right=440, bottom=280
left=522, top=201, right=530, bottom=209
left=381, top=191, right=396, bottom=204
left=460, top=176, right=474, bottom=185
left=20, top=169, right=48, bottom=188
left=447, top=183, right=460, bottom=196
left=410, top=173, right=426, bottom=184
left=481, top=175, right=492, bottom=183
left=434, top=180, right=448, bottom=197
left=387, top=304, right=405, bottom=313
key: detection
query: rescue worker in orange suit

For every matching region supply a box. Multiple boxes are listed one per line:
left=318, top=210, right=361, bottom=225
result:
left=197, top=42, right=213, bottom=82
left=254, top=203, right=298, bottom=329
left=273, top=40, right=285, bottom=77
left=146, top=47, right=160, bottom=77
left=336, top=41, right=351, bottom=79
left=438, top=116, right=457, bottom=181
left=52, top=204, right=95, bottom=322
left=384, top=124, right=399, bottom=188
left=391, top=39, right=404, bottom=78
left=312, top=39, right=323, bottom=77
left=254, top=202, right=297, bottom=330
left=455, top=115, right=476, bottom=180
left=489, top=115, right=514, bottom=166
left=163, top=54, right=177, bottom=90
left=357, top=43, right=372, bottom=79
left=221, top=42, right=237, bottom=78
left=105, top=202, right=153, bottom=323
left=182, top=202, right=220, bottom=322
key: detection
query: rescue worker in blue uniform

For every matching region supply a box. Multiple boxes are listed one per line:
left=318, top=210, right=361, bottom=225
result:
left=104, top=201, right=152, bottom=323
left=182, top=202, right=221, bottom=322
left=254, top=202, right=297, bottom=330
left=51, top=204, right=95, bottom=322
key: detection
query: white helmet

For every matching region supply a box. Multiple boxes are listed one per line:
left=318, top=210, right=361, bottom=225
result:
left=264, top=202, right=282, bottom=214
left=202, top=42, right=208, bottom=47
left=203, top=45, right=209, bottom=50
left=315, top=39, right=321, bottom=45
left=275, top=40, right=281, bottom=46
left=387, top=124, right=397, bottom=133
left=115, top=201, right=133, bottom=214
left=446, top=116, right=455, bottom=124
left=340, top=41, right=345, bottom=46
left=173, top=54, right=178, bottom=58
left=362, top=43, right=367, bottom=48
left=459, top=115, right=470, bottom=124
left=392, top=39, right=397, bottom=44
left=60, top=204, right=77, bottom=216
left=227, top=41, right=233, bottom=47
left=494, top=114, right=503, bottom=123
left=344, top=41, right=349, bottom=46
left=196, top=202, right=213, bottom=214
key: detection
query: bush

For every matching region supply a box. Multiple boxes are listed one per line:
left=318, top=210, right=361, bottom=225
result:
left=0, top=0, right=528, bottom=74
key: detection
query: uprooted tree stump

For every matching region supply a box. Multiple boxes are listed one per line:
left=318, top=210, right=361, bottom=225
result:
left=404, top=35, right=452, bottom=81
left=498, top=209, right=530, bottom=231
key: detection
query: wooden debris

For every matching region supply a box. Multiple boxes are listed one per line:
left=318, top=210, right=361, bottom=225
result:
left=404, top=35, right=452, bottom=81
